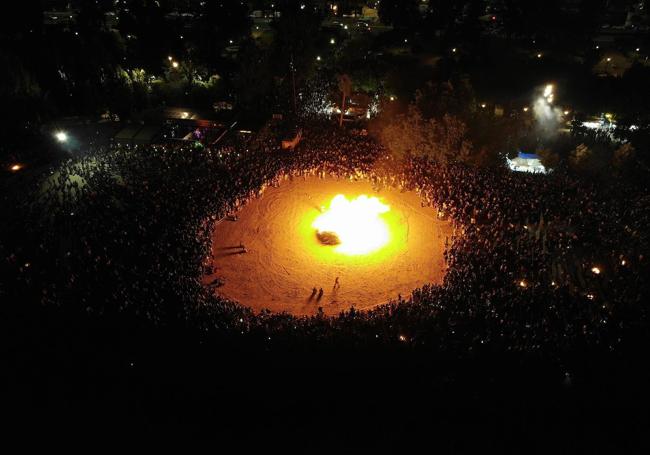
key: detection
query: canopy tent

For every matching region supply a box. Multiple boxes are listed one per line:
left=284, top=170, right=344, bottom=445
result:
left=507, top=152, right=548, bottom=174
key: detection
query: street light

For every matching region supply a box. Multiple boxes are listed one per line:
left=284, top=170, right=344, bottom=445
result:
left=55, top=131, right=68, bottom=142
left=10, top=164, right=22, bottom=172
left=172, top=61, right=179, bottom=68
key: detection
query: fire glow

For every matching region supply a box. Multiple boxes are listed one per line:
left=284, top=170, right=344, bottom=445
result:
left=312, top=194, right=390, bottom=255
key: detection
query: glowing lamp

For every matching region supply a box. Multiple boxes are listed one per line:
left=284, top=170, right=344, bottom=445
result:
left=55, top=131, right=68, bottom=142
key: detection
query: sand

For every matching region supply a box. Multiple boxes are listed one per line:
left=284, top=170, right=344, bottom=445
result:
left=206, top=176, right=451, bottom=316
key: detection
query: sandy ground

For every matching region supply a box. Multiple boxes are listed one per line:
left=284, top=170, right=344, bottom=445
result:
left=206, top=176, right=451, bottom=316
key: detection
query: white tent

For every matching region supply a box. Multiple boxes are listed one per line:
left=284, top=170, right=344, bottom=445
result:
left=507, top=152, right=548, bottom=174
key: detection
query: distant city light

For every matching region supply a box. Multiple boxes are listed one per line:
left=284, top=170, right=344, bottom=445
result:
left=55, top=131, right=68, bottom=142
left=636, top=48, right=640, bottom=52
left=523, top=106, right=529, bottom=112
left=606, top=57, right=612, bottom=62
left=452, top=47, right=457, bottom=53
left=591, top=266, right=601, bottom=275
left=564, top=110, right=570, bottom=115
left=519, top=280, right=527, bottom=288
left=330, top=38, right=335, bottom=44
left=537, top=53, right=542, bottom=58
left=480, top=103, right=486, bottom=108
left=10, top=164, right=22, bottom=172
left=172, top=61, right=179, bottom=68
left=316, top=55, right=321, bottom=61
left=389, top=96, right=395, bottom=101
left=168, top=56, right=173, bottom=61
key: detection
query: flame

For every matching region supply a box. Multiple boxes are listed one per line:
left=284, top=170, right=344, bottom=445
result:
left=313, top=194, right=390, bottom=255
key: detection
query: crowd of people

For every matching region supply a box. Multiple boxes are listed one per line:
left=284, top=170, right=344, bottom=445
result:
left=2, top=119, right=649, bottom=366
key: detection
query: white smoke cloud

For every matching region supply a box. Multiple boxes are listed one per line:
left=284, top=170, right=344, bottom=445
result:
left=532, top=84, right=563, bottom=137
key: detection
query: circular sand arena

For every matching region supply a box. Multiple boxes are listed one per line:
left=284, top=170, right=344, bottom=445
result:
left=205, top=176, right=452, bottom=316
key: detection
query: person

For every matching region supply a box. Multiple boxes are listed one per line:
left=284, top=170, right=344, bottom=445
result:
left=317, top=288, right=324, bottom=300
left=334, top=276, right=340, bottom=289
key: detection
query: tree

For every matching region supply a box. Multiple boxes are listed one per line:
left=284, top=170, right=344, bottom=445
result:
left=337, top=74, right=352, bottom=127
left=377, top=104, right=473, bottom=163
left=537, top=148, right=561, bottom=169
left=568, top=142, right=610, bottom=175
left=612, top=143, right=636, bottom=173
left=569, top=143, right=592, bottom=168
